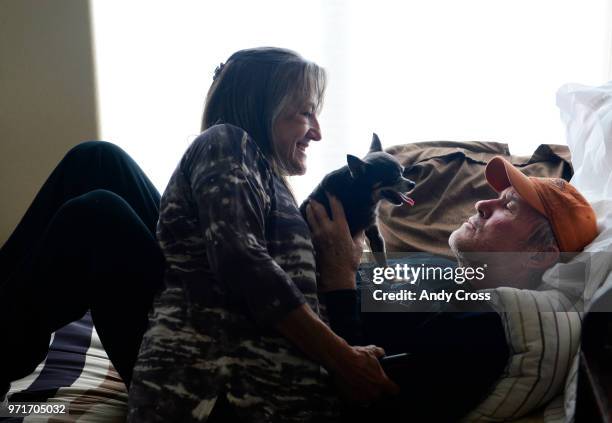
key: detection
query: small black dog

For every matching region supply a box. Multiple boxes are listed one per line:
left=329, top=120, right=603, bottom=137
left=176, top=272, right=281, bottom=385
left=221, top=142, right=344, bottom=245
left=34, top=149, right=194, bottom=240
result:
left=300, top=133, right=415, bottom=265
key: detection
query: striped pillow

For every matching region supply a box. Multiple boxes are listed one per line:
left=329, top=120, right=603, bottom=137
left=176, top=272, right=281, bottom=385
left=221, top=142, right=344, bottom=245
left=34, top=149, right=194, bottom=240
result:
left=462, top=287, right=581, bottom=422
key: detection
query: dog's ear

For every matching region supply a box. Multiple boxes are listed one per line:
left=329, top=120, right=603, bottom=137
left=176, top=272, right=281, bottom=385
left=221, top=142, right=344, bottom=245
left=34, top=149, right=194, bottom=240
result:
left=369, top=133, right=383, bottom=153
left=347, top=154, right=367, bottom=179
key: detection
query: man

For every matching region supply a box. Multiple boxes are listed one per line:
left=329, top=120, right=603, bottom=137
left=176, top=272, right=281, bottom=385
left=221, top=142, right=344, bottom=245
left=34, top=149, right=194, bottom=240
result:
left=306, top=156, right=598, bottom=421
left=449, top=156, right=596, bottom=291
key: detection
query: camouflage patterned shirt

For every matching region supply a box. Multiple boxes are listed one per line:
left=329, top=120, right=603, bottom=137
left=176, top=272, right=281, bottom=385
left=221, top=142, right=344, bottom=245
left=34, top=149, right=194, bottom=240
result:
left=128, top=124, right=338, bottom=422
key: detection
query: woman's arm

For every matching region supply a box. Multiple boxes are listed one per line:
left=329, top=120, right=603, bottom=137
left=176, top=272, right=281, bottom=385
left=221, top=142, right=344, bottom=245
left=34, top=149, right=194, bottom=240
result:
left=304, top=195, right=363, bottom=292
left=183, top=126, right=306, bottom=326
left=276, top=303, right=398, bottom=402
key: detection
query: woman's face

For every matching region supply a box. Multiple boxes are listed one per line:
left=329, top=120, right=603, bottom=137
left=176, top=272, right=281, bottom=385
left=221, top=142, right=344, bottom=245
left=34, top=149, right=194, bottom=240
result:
left=272, top=98, right=322, bottom=175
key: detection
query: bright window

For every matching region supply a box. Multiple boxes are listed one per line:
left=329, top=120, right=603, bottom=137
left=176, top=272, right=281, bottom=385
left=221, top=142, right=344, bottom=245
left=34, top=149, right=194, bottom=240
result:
left=91, top=0, right=612, bottom=201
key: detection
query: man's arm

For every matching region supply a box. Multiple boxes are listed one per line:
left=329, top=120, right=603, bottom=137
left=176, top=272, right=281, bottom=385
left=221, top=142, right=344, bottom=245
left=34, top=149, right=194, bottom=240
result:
left=378, top=310, right=509, bottom=421
left=324, top=289, right=365, bottom=346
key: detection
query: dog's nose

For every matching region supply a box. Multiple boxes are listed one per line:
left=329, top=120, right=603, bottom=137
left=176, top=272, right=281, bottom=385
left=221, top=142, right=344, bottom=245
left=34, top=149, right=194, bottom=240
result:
left=403, top=177, right=416, bottom=190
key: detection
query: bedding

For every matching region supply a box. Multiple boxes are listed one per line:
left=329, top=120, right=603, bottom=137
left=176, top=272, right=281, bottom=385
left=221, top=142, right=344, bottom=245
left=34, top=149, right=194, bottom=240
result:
left=4, top=312, right=127, bottom=422
left=542, top=81, right=612, bottom=423
left=461, top=287, right=582, bottom=422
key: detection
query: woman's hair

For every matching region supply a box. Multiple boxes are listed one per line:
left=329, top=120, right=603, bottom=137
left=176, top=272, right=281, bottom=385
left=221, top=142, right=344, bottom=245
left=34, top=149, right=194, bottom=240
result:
left=202, top=47, right=326, bottom=175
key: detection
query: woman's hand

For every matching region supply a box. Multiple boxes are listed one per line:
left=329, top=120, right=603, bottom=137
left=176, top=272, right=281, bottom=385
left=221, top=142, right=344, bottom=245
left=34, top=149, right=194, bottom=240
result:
left=305, top=194, right=365, bottom=292
left=277, top=305, right=399, bottom=403
left=329, top=343, right=400, bottom=402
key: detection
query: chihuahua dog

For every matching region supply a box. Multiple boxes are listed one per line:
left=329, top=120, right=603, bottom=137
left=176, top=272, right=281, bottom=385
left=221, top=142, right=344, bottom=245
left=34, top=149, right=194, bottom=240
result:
left=300, top=133, right=415, bottom=266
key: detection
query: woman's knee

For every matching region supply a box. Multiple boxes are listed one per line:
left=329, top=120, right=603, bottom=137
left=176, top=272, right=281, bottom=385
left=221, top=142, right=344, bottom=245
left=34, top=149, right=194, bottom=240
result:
left=62, top=141, right=129, bottom=165
left=62, top=190, right=163, bottom=258
left=55, top=190, right=137, bottom=232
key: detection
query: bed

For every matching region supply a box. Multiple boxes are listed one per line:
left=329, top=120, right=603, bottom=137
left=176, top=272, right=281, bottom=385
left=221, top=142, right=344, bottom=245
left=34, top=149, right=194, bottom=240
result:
left=4, top=313, right=127, bottom=422
left=5, top=81, right=612, bottom=422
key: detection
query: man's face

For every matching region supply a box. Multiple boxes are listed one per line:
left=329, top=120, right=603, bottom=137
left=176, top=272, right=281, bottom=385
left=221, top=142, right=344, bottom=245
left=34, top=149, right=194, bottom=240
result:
left=449, top=187, right=545, bottom=254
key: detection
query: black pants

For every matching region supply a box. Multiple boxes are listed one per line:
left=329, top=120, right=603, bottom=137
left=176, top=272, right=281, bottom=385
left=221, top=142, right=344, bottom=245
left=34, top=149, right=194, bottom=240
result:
left=0, top=141, right=164, bottom=391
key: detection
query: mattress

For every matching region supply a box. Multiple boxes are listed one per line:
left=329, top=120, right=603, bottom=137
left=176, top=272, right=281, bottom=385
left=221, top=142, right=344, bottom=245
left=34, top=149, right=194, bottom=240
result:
left=4, top=312, right=127, bottom=422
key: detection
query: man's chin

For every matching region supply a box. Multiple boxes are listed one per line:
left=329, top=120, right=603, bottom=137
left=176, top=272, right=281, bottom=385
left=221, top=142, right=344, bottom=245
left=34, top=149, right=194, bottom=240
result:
left=449, top=231, right=481, bottom=262
left=448, top=227, right=466, bottom=251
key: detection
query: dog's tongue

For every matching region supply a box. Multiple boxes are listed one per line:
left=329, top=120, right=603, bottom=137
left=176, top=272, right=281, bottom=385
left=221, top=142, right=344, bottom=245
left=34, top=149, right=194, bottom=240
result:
left=381, top=189, right=415, bottom=206
left=399, top=192, right=415, bottom=206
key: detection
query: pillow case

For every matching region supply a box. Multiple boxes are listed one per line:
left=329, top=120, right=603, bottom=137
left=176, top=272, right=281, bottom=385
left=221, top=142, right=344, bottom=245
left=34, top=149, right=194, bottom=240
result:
left=542, top=81, right=612, bottom=422
left=462, top=287, right=581, bottom=422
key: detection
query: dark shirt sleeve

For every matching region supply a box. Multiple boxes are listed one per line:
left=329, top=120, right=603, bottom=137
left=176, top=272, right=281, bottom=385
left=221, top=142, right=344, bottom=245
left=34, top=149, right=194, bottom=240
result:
left=183, top=125, right=306, bottom=327
left=323, top=290, right=365, bottom=345
left=386, top=311, right=509, bottom=421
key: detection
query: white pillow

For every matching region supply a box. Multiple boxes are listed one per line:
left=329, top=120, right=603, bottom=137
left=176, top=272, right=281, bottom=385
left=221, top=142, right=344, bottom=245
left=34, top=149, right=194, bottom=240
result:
left=554, top=82, right=612, bottom=306
left=539, top=81, right=612, bottom=423
left=462, top=288, right=581, bottom=422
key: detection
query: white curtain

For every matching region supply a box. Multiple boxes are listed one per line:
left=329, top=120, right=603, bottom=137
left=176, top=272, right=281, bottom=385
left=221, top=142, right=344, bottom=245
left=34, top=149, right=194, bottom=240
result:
left=91, top=0, right=612, bottom=202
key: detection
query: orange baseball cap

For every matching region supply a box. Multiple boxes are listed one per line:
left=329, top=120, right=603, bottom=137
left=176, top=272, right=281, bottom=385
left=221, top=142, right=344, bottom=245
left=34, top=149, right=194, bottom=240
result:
left=485, top=156, right=598, bottom=252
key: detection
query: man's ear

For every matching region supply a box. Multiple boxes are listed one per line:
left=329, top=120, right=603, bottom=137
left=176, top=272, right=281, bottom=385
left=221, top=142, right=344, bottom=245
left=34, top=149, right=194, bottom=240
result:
left=526, top=243, right=560, bottom=271
left=369, top=133, right=383, bottom=153
left=347, top=155, right=367, bottom=179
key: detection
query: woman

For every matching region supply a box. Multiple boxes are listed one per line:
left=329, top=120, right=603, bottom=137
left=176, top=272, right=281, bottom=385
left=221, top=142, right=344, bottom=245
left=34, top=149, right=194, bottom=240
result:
left=127, top=47, right=397, bottom=422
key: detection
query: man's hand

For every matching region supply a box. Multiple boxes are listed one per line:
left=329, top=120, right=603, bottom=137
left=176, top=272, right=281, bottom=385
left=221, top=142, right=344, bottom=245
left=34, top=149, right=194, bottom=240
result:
left=305, top=193, right=365, bottom=292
